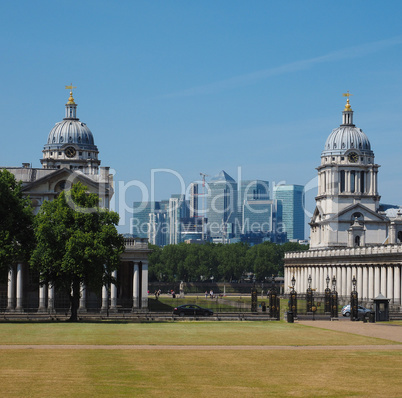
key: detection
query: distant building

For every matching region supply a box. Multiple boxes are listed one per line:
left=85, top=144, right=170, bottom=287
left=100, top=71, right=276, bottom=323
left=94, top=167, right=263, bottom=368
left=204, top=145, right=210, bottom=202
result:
left=273, top=184, right=305, bottom=241
left=206, top=170, right=238, bottom=241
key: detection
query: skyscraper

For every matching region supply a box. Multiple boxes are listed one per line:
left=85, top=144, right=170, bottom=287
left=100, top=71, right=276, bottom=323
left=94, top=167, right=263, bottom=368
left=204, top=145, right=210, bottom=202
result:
left=206, top=170, right=238, bottom=241
left=273, top=184, right=305, bottom=241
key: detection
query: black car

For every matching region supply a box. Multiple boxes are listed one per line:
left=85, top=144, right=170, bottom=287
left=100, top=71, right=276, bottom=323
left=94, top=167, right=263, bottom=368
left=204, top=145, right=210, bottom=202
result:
left=173, top=304, right=213, bottom=317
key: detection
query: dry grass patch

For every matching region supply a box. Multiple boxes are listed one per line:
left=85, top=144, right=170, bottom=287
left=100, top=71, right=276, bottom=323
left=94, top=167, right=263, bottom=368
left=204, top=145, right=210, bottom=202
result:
left=0, top=349, right=400, bottom=397
left=0, top=321, right=397, bottom=346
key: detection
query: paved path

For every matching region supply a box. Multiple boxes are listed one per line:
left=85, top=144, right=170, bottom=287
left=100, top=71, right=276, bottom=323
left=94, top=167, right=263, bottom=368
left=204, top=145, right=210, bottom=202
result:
left=0, top=344, right=400, bottom=350
left=300, top=320, right=402, bottom=343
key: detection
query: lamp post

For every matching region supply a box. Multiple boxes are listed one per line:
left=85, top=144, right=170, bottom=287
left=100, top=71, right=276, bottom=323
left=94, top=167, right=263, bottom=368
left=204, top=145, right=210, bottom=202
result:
left=306, top=274, right=313, bottom=313
left=324, top=275, right=331, bottom=314
left=287, top=275, right=297, bottom=321
left=350, top=275, right=358, bottom=321
left=331, top=276, right=338, bottom=318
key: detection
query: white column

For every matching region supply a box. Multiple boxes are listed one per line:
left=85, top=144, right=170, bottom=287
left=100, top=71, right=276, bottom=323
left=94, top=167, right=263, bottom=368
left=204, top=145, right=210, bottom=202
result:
left=15, top=263, right=23, bottom=312
left=357, top=267, right=363, bottom=298
left=346, top=267, right=352, bottom=295
left=341, top=267, right=347, bottom=298
left=101, top=284, right=108, bottom=312
left=79, top=283, right=87, bottom=313
left=362, top=266, right=368, bottom=301
left=110, top=270, right=118, bottom=312
left=133, top=262, right=139, bottom=309
left=380, top=266, right=387, bottom=296
left=7, top=266, right=15, bottom=311
left=387, top=266, right=394, bottom=302
left=394, top=266, right=401, bottom=305
left=368, top=266, right=374, bottom=300
left=374, top=267, right=381, bottom=298
left=48, top=284, right=55, bottom=313
left=38, top=284, right=47, bottom=312
left=141, top=261, right=149, bottom=309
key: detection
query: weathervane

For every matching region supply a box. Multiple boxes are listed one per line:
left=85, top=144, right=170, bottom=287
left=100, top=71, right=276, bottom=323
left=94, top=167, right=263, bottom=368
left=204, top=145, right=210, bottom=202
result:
left=65, top=83, right=77, bottom=93
left=342, top=91, right=353, bottom=111
left=65, top=83, right=77, bottom=104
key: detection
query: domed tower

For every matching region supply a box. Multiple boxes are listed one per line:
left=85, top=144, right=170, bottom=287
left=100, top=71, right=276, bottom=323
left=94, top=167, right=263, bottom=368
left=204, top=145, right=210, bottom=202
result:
left=310, top=94, right=387, bottom=249
left=41, top=88, right=101, bottom=174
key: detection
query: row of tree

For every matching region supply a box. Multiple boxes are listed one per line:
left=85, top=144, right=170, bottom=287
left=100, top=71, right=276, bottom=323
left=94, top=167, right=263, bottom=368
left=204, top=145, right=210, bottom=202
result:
left=148, top=240, right=308, bottom=283
left=0, top=170, right=124, bottom=321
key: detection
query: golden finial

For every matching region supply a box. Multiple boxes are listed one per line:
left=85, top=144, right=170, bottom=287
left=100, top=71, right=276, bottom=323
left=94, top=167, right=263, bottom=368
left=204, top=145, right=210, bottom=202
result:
left=342, top=91, right=353, bottom=111
left=65, top=83, right=77, bottom=104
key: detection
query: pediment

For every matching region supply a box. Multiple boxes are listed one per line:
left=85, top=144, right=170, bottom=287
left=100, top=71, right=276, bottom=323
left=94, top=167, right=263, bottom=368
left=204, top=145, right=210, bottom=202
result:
left=327, top=203, right=387, bottom=223
left=22, top=168, right=102, bottom=195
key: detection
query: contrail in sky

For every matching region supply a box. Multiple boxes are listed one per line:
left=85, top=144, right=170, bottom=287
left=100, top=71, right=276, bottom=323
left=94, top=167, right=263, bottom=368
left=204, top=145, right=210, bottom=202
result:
left=160, top=36, right=402, bottom=99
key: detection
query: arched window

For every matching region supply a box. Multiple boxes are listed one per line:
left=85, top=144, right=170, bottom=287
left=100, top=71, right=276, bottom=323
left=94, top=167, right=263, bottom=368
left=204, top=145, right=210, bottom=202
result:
left=398, top=231, right=402, bottom=243
left=355, top=236, right=360, bottom=246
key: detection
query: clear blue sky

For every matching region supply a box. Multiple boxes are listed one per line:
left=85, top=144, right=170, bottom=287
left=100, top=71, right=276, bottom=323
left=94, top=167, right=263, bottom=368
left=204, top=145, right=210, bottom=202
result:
left=1, top=1, right=402, bottom=234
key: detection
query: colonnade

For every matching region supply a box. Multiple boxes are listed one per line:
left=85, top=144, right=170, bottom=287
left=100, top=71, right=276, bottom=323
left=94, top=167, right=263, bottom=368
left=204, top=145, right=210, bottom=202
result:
left=284, top=264, right=402, bottom=304
left=5, top=260, right=149, bottom=313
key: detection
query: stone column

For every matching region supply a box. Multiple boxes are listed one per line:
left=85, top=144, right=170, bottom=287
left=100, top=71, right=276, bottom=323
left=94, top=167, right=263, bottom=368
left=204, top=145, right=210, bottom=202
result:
left=141, top=261, right=149, bottom=309
left=357, top=266, right=363, bottom=298
left=341, top=267, right=347, bottom=298
left=394, top=266, right=401, bottom=305
left=133, top=262, right=139, bottom=309
left=15, top=263, right=23, bottom=312
left=387, top=266, right=394, bottom=303
left=7, top=266, right=15, bottom=311
left=380, top=267, right=387, bottom=296
left=110, top=270, right=118, bottom=312
left=346, top=266, right=352, bottom=294
left=38, top=284, right=47, bottom=312
left=374, top=267, right=381, bottom=298
left=79, top=283, right=87, bottom=313
left=362, top=266, right=368, bottom=301
left=101, top=284, right=108, bottom=313
left=48, top=284, right=55, bottom=314
left=368, top=266, right=374, bottom=300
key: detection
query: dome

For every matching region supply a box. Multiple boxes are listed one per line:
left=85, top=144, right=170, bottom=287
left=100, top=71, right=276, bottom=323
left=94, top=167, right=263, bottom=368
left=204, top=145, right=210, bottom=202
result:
left=45, top=120, right=97, bottom=150
left=322, top=125, right=372, bottom=156
left=322, top=99, right=373, bottom=157
left=43, top=90, right=98, bottom=152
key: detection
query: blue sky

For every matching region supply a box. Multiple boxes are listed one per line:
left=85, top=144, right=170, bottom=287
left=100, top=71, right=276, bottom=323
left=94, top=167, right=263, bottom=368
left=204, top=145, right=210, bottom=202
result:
left=1, top=1, right=402, bottom=233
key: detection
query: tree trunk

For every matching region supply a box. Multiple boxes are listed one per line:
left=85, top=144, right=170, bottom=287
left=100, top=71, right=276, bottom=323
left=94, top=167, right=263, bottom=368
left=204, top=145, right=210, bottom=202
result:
left=69, top=278, right=80, bottom=322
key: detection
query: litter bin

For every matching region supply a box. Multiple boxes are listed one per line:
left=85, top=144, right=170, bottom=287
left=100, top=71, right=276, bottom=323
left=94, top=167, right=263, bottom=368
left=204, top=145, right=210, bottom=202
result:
left=287, top=311, right=294, bottom=323
left=369, top=311, right=375, bottom=323
left=261, top=302, right=266, bottom=312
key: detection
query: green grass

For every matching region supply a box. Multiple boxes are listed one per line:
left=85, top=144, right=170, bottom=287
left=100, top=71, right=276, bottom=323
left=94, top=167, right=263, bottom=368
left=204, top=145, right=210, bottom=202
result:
left=0, top=322, right=401, bottom=397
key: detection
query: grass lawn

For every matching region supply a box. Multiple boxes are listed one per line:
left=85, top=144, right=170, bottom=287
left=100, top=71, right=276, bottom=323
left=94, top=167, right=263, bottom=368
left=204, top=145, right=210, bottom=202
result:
left=0, top=322, right=401, bottom=397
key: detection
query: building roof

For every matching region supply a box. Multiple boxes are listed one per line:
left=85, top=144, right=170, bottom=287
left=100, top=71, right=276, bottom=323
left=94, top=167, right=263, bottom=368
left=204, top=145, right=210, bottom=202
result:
left=209, top=170, right=236, bottom=183
left=322, top=100, right=373, bottom=157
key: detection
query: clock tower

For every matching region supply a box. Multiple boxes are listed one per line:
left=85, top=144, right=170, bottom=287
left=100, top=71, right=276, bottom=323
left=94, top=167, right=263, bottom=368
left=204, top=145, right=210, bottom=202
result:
left=309, top=95, right=387, bottom=249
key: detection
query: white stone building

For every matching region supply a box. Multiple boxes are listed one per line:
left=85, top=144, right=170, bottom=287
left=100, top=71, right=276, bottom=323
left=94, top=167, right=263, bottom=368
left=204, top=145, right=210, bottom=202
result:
left=285, top=97, right=402, bottom=305
left=2, top=89, right=151, bottom=313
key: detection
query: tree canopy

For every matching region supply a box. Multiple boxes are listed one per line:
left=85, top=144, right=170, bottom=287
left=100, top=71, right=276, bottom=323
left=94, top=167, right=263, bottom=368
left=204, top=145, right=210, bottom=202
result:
left=148, top=241, right=308, bottom=283
left=0, top=169, right=34, bottom=275
left=30, top=182, right=125, bottom=321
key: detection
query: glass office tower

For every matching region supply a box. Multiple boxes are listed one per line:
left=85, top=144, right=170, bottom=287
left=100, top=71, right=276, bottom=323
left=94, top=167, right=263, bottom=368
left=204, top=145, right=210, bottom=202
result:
left=206, top=170, right=238, bottom=241
left=273, top=184, right=305, bottom=241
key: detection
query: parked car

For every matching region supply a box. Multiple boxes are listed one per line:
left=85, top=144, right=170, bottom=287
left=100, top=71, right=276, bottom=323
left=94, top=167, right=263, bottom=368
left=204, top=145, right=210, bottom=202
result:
left=173, top=304, right=213, bottom=317
left=342, top=304, right=372, bottom=318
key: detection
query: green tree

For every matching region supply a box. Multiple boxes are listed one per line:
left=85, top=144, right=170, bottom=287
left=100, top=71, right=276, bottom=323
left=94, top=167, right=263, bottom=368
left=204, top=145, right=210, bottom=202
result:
left=30, top=182, right=125, bottom=321
left=0, top=170, right=34, bottom=276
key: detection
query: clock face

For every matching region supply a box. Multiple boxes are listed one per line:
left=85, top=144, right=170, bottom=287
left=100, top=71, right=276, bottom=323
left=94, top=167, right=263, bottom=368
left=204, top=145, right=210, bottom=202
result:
left=65, top=146, right=76, bottom=158
left=348, top=152, right=359, bottom=163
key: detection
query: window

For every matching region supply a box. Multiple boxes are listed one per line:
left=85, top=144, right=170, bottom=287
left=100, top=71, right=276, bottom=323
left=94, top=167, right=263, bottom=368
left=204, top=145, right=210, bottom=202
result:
left=355, top=236, right=360, bottom=246
left=350, top=171, right=355, bottom=193
left=360, top=171, right=365, bottom=193
left=340, top=170, right=345, bottom=193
